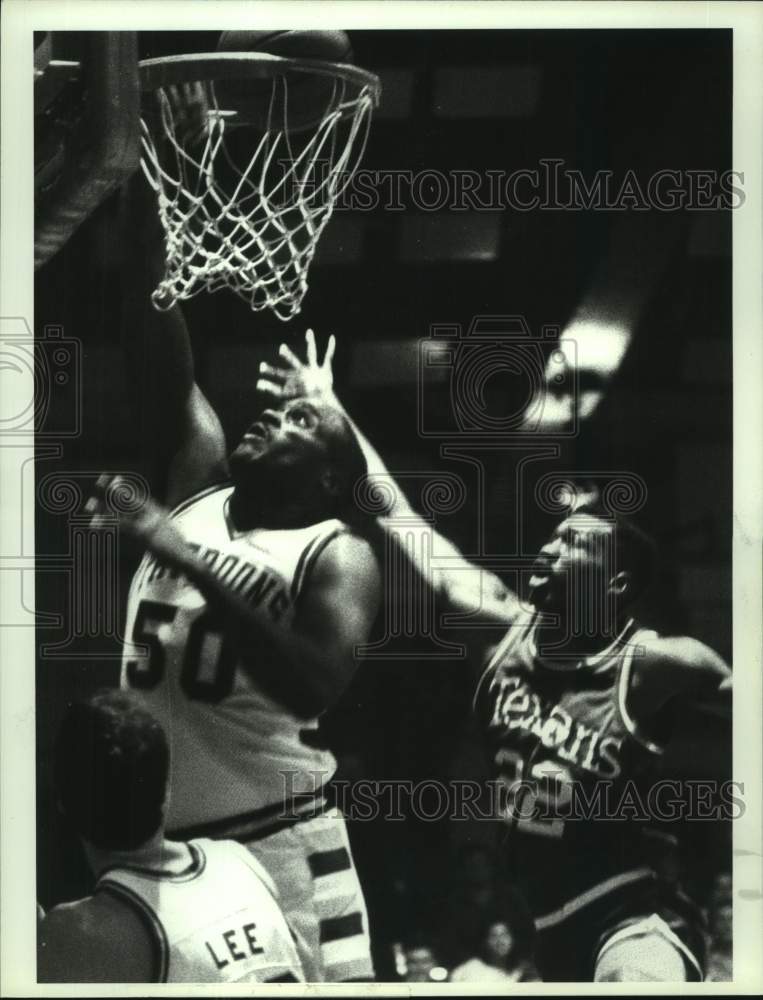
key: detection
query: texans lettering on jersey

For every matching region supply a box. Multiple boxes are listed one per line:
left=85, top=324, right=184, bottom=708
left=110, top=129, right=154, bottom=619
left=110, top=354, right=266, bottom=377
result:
left=485, top=671, right=624, bottom=780
left=474, top=611, right=668, bottom=921
left=121, top=483, right=344, bottom=833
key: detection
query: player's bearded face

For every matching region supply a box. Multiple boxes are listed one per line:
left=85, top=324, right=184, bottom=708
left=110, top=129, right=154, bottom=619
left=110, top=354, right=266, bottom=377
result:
left=229, top=399, right=331, bottom=494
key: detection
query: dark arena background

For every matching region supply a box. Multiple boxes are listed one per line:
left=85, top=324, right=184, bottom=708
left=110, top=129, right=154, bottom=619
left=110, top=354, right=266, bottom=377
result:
left=35, top=29, right=732, bottom=981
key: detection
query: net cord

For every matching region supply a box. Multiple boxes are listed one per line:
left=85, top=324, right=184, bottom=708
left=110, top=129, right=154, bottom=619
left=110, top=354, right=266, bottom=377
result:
left=139, top=70, right=375, bottom=321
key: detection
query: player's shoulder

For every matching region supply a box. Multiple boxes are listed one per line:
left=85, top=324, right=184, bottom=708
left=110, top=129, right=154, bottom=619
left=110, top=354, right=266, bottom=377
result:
left=629, top=628, right=731, bottom=702
left=322, top=522, right=376, bottom=561
left=39, top=897, right=90, bottom=941
left=485, top=607, right=537, bottom=664
left=195, top=836, right=279, bottom=896
left=38, top=892, right=155, bottom=982
left=634, top=629, right=728, bottom=672
left=473, top=609, right=536, bottom=710
left=310, top=525, right=379, bottom=584
left=298, top=522, right=381, bottom=614
left=169, top=480, right=233, bottom=519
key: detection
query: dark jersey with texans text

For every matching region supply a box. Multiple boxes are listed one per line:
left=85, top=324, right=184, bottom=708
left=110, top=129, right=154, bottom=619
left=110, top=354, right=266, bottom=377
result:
left=473, top=610, right=704, bottom=980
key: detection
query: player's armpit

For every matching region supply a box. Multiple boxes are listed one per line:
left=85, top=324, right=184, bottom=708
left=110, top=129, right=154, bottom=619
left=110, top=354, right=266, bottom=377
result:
left=37, top=895, right=155, bottom=983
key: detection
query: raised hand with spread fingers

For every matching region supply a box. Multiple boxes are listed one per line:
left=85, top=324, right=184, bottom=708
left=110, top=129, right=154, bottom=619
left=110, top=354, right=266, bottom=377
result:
left=257, top=329, right=337, bottom=405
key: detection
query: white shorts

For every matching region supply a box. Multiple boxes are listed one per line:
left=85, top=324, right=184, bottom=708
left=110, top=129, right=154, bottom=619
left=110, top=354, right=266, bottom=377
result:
left=244, top=807, right=374, bottom=983
left=594, top=913, right=704, bottom=982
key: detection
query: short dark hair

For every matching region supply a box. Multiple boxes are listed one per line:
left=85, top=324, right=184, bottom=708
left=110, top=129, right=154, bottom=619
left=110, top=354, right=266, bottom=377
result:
left=574, top=501, right=658, bottom=602
left=55, top=690, right=169, bottom=851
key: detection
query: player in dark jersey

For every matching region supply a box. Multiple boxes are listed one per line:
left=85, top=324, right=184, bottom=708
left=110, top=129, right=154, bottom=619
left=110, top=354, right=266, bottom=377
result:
left=259, top=334, right=731, bottom=982
left=470, top=512, right=730, bottom=981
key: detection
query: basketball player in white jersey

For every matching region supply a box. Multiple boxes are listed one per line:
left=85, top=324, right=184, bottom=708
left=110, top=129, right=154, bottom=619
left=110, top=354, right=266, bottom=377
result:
left=259, top=334, right=731, bottom=982
left=94, top=228, right=381, bottom=980
left=38, top=691, right=305, bottom=984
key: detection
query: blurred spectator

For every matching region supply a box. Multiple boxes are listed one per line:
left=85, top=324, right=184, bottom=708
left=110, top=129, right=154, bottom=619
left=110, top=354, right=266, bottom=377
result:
left=450, top=915, right=540, bottom=983
left=402, top=937, right=448, bottom=983
left=440, top=843, right=536, bottom=967
left=705, top=871, right=732, bottom=982
left=439, top=844, right=502, bottom=961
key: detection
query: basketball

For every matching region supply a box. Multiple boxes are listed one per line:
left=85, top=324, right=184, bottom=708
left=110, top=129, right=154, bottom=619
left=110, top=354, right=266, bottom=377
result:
left=214, top=30, right=355, bottom=130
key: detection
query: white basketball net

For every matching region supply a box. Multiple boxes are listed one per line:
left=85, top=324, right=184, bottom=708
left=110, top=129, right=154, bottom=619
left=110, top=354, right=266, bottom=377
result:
left=140, top=74, right=375, bottom=321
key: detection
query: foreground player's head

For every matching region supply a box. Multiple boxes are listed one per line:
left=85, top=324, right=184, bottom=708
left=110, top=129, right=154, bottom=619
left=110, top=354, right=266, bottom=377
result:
left=228, top=397, right=367, bottom=527
left=528, top=504, right=656, bottom=622
left=55, top=690, right=169, bottom=852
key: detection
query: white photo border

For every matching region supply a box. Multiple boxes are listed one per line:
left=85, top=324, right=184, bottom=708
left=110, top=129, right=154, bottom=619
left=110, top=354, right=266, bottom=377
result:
left=1, top=1, right=761, bottom=995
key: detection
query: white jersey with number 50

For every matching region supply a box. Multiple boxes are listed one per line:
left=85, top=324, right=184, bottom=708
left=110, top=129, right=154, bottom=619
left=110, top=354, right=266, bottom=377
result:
left=121, top=483, right=343, bottom=834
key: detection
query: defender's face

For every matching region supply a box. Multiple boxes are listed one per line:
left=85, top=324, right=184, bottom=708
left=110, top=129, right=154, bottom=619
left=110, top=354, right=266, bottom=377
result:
left=528, top=514, right=616, bottom=612
left=229, top=397, right=330, bottom=481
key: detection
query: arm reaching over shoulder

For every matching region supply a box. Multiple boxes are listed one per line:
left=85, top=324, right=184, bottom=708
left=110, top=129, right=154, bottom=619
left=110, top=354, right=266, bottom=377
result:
left=89, top=477, right=379, bottom=719
left=258, top=332, right=522, bottom=639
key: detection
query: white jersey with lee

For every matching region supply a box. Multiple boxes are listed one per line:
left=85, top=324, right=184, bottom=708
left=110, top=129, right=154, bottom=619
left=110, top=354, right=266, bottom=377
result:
left=121, top=483, right=342, bottom=834
left=98, top=837, right=304, bottom=983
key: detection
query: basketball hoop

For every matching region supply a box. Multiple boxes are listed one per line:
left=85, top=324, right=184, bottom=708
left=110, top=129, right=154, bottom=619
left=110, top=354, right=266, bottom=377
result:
left=138, top=52, right=381, bottom=320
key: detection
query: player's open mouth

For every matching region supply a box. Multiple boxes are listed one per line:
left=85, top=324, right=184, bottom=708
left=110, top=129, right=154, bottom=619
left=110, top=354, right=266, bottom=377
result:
left=530, top=554, right=553, bottom=577
left=528, top=555, right=557, bottom=591
left=232, top=424, right=270, bottom=462
left=243, top=423, right=268, bottom=442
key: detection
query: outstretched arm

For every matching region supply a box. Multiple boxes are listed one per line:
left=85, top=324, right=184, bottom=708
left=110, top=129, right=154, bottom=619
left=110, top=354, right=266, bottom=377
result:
left=89, top=477, right=379, bottom=719
left=120, top=169, right=228, bottom=508
left=258, top=332, right=522, bottom=634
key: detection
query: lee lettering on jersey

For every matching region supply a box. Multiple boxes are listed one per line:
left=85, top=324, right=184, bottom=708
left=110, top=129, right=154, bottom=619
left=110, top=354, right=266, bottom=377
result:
left=205, top=922, right=265, bottom=970
left=487, top=674, right=622, bottom=778
left=144, top=544, right=290, bottom=623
